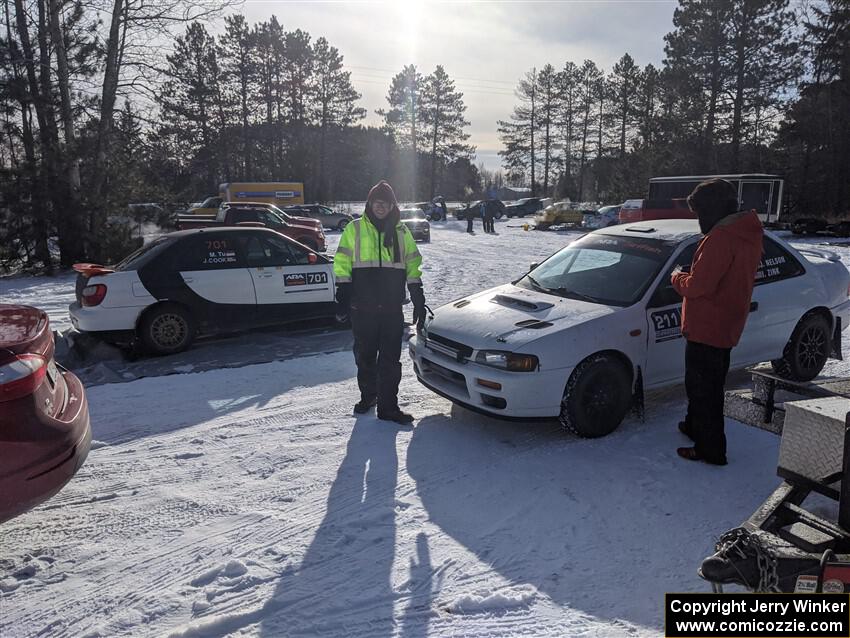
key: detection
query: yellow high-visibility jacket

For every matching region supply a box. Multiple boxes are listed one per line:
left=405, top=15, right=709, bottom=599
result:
left=334, top=215, right=422, bottom=309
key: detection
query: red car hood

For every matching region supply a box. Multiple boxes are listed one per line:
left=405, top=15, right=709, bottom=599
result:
left=0, top=304, right=51, bottom=357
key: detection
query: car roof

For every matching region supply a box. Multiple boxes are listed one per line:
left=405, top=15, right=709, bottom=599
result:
left=596, top=219, right=702, bottom=243
left=163, top=227, right=279, bottom=239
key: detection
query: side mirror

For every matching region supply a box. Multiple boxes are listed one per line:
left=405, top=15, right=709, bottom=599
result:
left=530, top=262, right=539, bottom=271
left=308, top=253, right=317, bottom=264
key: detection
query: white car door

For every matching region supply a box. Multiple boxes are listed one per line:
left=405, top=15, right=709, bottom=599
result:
left=171, top=232, right=257, bottom=330
left=642, top=241, right=697, bottom=387
left=243, top=233, right=335, bottom=324
left=732, top=236, right=808, bottom=367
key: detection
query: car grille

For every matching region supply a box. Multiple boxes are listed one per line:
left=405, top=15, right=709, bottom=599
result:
left=423, top=331, right=473, bottom=362
left=421, top=357, right=469, bottom=395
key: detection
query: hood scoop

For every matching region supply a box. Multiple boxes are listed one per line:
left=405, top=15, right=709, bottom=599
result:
left=491, top=294, right=553, bottom=313
left=514, top=319, right=553, bottom=329
left=453, top=299, right=471, bottom=308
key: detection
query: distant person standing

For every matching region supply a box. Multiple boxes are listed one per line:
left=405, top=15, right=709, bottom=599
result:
left=466, top=204, right=475, bottom=234
left=483, top=202, right=495, bottom=233
left=672, top=179, right=763, bottom=465
left=334, top=181, right=426, bottom=424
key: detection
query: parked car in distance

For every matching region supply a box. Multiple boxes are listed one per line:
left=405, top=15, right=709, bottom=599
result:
left=187, top=195, right=223, bottom=216
left=0, top=305, right=91, bottom=524
left=791, top=217, right=829, bottom=236
left=70, top=227, right=338, bottom=355
left=411, top=201, right=445, bottom=221
left=535, top=201, right=583, bottom=229
left=505, top=197, right=547, bottom=218
left=176, top=202, right=326, bottom=252
left=618, top=198, right=695, bottom=224
left=454, top=199, right=507, bottom=221
left=399, top=208, right=431, bottom=242
left=582, top=204, right=622, bottom=229
left=410, top=219, right=850, bottom=439
left=284, top=204, right=353, bottom=231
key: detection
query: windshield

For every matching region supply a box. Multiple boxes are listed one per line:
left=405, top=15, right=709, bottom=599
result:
left=516, top=234, right=675, bottom=306
left=400, top=209, right=424, bottom=220
left=115, top=236, right=174, bottom=271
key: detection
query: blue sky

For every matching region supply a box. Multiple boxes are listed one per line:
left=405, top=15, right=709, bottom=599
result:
left=241, top=0, right=678, bottom=170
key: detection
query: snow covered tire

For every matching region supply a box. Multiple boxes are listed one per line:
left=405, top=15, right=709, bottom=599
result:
left=771, top=313, right=831, bottom=381
left=559, top=354, right=632, bottom=438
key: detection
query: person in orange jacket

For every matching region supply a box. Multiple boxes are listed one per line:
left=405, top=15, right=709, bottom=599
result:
left=671, top=179, right=764, bottom=465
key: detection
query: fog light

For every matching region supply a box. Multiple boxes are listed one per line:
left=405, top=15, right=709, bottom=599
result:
left=481, top=394, right=507, bottom=409
left=476, top=378, right=501, bottom=390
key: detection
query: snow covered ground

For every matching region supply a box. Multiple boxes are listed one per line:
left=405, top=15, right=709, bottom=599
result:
left=2, top=220, right=850, bottom=637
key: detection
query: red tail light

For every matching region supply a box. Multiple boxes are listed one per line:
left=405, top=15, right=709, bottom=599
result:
left=81, top=284, right=107, bottom=306
left=0, top=354, right=47, bottom=401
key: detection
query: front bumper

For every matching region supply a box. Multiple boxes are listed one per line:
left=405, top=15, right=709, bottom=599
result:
left=409, top=335, right=569, bottom=419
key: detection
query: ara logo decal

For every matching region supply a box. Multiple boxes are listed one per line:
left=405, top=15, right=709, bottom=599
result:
left=284, top=272, right=328, bottom=286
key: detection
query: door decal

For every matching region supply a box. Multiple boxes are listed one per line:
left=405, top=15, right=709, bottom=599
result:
left=284, top=272, right=328, bottom=287
left=651, top=307, right=682, bottom=343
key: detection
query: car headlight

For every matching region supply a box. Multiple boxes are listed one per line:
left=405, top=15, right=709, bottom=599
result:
left=475, top=350, right=539, bottom=372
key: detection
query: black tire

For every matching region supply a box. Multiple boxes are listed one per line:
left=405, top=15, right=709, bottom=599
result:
left=139, top=303, right=195, bottom=355
left=771, top=313, right=832, bottom=381
left=337, top=218, right=349, bottom=231
left=537, top=222, right=550, bottom=231
left=559, top=354, right=632, bottom=438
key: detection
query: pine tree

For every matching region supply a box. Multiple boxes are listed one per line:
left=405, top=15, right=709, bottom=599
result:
left=378, top=64, right=424, bottom=197
left=310, top=37, right=365, bottom=201
left=536, top=64, right=560, bottom=196
left=419, top=65, right=473, bottom=199
left=609, top=54, right=641, bottom=157
left=219, top=14, right=255, bottom=180
left=556, top=62, right=580, bottom=198
left=498, top=69, right=537, bottom=194
left=575, top=60, right=602, bottom=200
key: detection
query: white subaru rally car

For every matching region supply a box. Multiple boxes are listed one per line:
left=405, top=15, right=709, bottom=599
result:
left=410, top=220, right=850, bottom=438
left=69, top=227, right=336, bottom=355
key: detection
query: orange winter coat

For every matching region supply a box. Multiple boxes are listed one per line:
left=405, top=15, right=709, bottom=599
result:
left=671, top=211, right=764, bottom=349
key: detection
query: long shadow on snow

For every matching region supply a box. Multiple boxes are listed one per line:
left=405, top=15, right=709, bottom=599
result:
left=87, top=349, right=357, bottom=446
left=406, top=401, right=781, bottom=630
left=70, top=324, right=355, bottom=387
left=182, top=416, right=410, bottom=637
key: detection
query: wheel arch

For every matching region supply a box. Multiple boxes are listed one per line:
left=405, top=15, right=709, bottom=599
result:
left=135, top=299, right=195, bottom=334
left=567, top=349, right=636, bottom=388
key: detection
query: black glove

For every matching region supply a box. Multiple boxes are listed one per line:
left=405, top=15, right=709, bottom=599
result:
left=408, top=283, right=426, bottom=330
left=335, top=283, right=351, bottom=322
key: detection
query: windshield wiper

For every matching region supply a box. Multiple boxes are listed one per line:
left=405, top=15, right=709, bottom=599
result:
left=551, top=287, right=603, bottom=304
left=525, top=275, right=549, bottom=293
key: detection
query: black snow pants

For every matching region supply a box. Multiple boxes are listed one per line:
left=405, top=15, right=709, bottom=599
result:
left=484, top=215, right=494, bottom=233
left=351, top=308, right=404, bottom=413
left=466, top=214, right=474, bottom=233
left=683, top=340, right=732, bottom=463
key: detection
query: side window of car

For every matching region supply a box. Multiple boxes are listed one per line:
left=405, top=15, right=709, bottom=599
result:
left=268, top=235, right=312, bottom=266
left=258, top=210, right=283, bottom=228
left=648, top=242, right=698, bottom=308
left=229, top=209, right=252, bottom=224
left=174, top=235, right=242, bottom=271
left=755, top=237, right=805, bottom=285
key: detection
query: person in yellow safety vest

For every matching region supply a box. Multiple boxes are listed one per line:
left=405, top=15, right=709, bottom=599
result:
left=333, top=181, right=426, bottom=424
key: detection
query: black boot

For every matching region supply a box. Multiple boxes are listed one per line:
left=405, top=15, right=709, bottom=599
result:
left=377, top=408, right=414, bottom=424
left=353, top=396, right=377, bottom=414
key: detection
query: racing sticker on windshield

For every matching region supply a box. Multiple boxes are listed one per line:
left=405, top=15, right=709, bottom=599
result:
left=284, top=272, right=328, bottom=286
left=651, top=307, right=682, bottom=343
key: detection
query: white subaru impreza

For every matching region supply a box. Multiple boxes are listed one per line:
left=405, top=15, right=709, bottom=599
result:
left=410, top=220, right=850, bottom=437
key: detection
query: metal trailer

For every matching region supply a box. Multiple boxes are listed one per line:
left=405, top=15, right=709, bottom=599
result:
left=648, top=174, right=784, bottom=225
left=702, top=382, right=850, bottom=593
